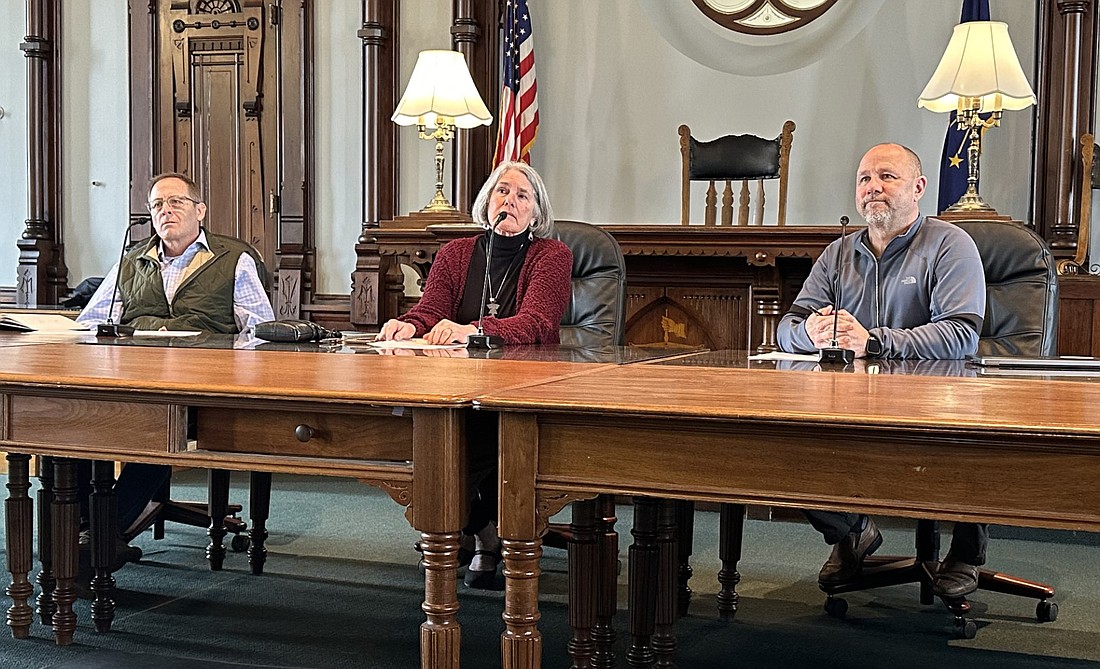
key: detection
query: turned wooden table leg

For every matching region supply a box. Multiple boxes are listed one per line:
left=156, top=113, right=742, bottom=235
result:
left=248, top=471, right=271, bottom=575
left=717, top=503, right=745, bottom=621
left=500, top=412, right=540, bottom=669
left=89, top=460, right=117, bottom=633
left=593, top=494, right=618, bottom=669
left=35, top=456, right=55, bottom=626
left=5, top=454, right=34, bottom=639
left=420, top=531, right=461, bottom=668
left=206, top=469, right=230, bottom=571
left=627, top=496, right=659, bottom=668
left=653, top=501, right=678, bottom=668
left=675, top=500, right=694, bottom=618
left=568, top=499, right=598, bottom=668
left=50, top=458, right=79, bottom=645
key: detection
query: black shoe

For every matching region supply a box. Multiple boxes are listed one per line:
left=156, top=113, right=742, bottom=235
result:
left=463, top=549, right=501, bottom=589
left=79, top=530, right=143, bottom=573
left=818, top=518, right=883, bottom=585
left=932, top=555, right=979, bottom=597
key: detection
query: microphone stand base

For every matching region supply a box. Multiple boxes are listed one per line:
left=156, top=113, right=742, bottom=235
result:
left=467, top=334, right=504, bottom=350
left=96, top=323, right=136, bottom=338
left=818, top=346, right=855, bottom=365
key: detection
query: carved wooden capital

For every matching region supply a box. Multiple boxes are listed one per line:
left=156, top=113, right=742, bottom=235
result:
left=357, top=22, right=387, bottom=44
left=1056, top=0, right=1092, bottom=15
left=536, top=491, right=599, bottom=537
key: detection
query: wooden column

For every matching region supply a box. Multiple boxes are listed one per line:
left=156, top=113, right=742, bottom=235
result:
left=274, top=1, right=315, bottom=319
left=1033, top=0, right=1098, bottom=253
left=17, top=0, right=68, bottom=306
left=359, top=0, right=399, bottom=231
left=451, top=0, right=500, bottom=212
left=129, top=1, right=155, bottom=228
left=351, top=0, right=399, bottom=327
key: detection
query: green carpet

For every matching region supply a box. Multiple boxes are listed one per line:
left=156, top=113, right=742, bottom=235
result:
left=0, top=471, right=1098, bottom=668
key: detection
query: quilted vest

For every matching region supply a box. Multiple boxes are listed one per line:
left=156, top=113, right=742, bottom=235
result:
left=118, top=231, right=266, bottom=334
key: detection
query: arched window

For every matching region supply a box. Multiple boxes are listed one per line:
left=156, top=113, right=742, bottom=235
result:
left=692, top=0, right=837, bottom=36
left=194, top=0, right=242, bottom=14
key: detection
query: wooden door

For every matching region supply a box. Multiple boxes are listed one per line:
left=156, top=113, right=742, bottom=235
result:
left=132, top=0, right=310, bottom=317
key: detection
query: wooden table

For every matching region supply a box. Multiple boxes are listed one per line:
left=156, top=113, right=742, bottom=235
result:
left=485, top=363, right=1100, bottom=668
left=0, top=342, right=612, bottom=667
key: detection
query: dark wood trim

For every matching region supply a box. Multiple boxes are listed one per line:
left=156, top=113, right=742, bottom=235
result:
left=352, top=0, right=400, bottom=327
left=17, top=0, right=68, bottom=306
left=1032, top=0, right=1098, bottom=253
left=450, top=0, right=500, bottom=212
left=359, top=0, right=399, bottom=231
left=129, top=0, right=156, bottom=224
left=273, top=0, right=316, bottom=318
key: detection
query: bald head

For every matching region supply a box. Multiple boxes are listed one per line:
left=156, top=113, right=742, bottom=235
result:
left=853, top=143, right=928, bottom=252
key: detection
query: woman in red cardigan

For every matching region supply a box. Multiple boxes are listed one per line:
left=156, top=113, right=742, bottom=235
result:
left=379, top=161, right=573, bottom=588
left=378, top=161, right=572, bottom=345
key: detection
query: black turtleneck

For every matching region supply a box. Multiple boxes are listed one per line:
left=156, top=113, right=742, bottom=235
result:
left=457, top=229, right=532, bottom=324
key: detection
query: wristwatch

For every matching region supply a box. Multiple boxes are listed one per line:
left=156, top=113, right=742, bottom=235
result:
left=865, top=333, right=885, bottom=358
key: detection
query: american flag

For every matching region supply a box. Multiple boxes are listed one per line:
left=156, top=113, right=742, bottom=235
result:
left=493, top=0, right=539, bottom=165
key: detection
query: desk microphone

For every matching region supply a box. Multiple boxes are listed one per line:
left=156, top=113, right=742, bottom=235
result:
left=96, top=220, right=142, bottom=338
left=467, top=210, right=509, bottom=350
left=818, top=215, right=855, bottom=365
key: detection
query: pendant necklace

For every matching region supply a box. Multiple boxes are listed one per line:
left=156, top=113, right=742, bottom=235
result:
left=486, top=241, right=528, bottom=318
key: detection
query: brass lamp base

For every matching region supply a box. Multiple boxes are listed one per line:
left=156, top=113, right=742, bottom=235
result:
left=421, top=189, right=457, bottom=213
left=944, top=189, right=995, bottom=213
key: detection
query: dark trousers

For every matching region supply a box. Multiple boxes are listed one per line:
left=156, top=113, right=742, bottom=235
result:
left=76, top=461, right=173, bottom=533
left=463, top=410, right=499, bottom=536
left=804, top=510, right=988, bottom=565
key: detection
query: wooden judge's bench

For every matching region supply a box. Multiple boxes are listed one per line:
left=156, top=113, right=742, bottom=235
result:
left=351, top=218, right=843, bottom=352
left=350, top=215, right=1100, bottom=356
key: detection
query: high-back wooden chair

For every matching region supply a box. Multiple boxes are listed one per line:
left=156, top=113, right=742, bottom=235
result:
left=678, top=121, right=795, bottom=226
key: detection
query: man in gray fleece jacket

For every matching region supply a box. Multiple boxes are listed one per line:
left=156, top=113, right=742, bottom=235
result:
left=777, top=143, right=987, bottom=598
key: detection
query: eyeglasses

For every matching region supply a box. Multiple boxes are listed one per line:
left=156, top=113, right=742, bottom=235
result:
left=146, top=195, right=199, bottom=213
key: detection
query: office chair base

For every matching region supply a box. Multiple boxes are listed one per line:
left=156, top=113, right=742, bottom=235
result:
left=819, top=555, right=1058, bottom=638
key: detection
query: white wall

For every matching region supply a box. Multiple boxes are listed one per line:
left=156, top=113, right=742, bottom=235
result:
left=62, top=0, right=130, bottom=284
left=0, top=1, right=1084, bottom=295
left=0, top=2, right=27, bottom=284
left=313, top=0, right=364, bottom=295
left=532, top=0, right=1037, bottom=226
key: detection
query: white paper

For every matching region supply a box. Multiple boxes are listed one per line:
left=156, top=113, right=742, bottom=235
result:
left=367, top=338, right=465, bottom=351
left=748, top=351, right=821, bottom=362
left=0, top=313, right=89, bottom=333
left=133, top=330, right=203, bottom=337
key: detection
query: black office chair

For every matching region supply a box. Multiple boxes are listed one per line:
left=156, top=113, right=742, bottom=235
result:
left=553, top=220, right=627, bottom=348
left=812, top=218, right=1059, bottom=638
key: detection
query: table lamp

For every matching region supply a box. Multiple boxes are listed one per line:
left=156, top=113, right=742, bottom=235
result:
left=392, top=50, right=493, bottom=213
left=918, top=21, right=1036, bottom=213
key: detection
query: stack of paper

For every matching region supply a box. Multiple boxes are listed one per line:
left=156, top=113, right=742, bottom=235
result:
left=0, top=313, right=90, bottom=333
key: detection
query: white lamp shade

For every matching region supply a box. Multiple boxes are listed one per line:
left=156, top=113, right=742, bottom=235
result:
left=918, top=21, right=1036, bottom=114
left=392, top=50, right=493, bottom=129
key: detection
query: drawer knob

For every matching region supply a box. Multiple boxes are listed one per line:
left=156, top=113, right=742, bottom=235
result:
left=294, top=424, right=315, bottom=442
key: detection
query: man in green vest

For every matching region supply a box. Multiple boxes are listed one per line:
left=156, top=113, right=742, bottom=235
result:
left=75, top=172, right=274, bottom=577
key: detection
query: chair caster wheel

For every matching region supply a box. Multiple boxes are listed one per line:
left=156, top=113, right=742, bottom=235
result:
left=953, top=617, right=977, bottom=639
left=824, top=596, right=848, bottom=618
left=1037, top=600, right=1058, bottom=623
left=230, top=534, right=250, bottom=552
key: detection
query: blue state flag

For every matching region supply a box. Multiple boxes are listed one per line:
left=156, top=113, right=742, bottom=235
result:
left=937, top=0, right=992, bottom=213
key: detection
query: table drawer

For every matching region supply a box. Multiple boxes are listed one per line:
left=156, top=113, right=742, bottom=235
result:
left=196, top=406, right=413, bottom=461
left=4, top=395, right=186, bottom=452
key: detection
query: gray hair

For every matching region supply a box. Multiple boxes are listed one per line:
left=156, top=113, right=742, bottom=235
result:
left=471, top=161, right=555, bottom=238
